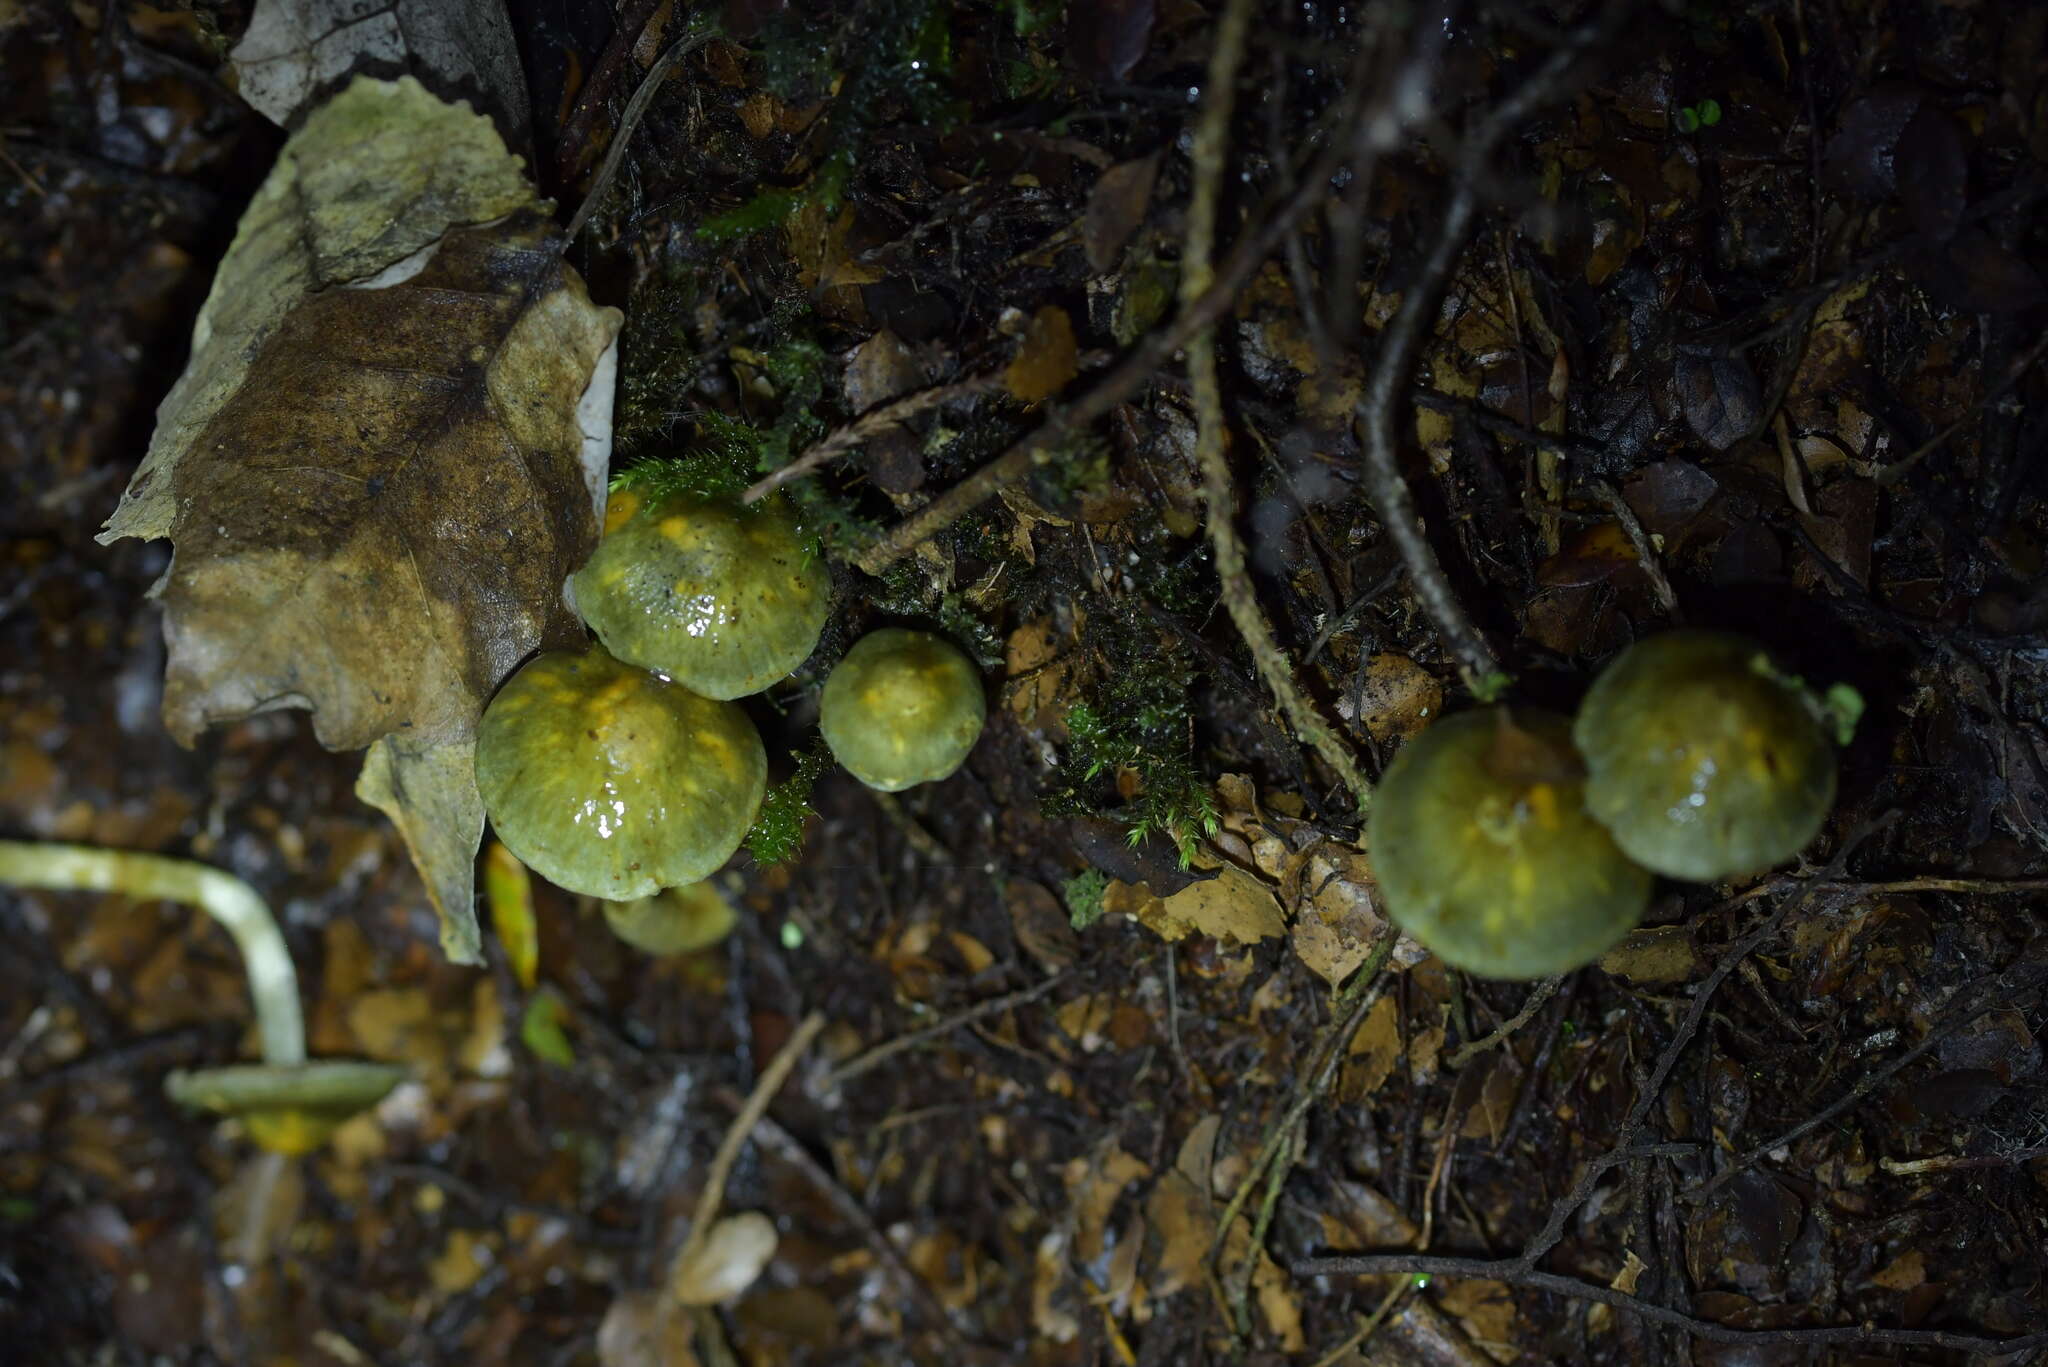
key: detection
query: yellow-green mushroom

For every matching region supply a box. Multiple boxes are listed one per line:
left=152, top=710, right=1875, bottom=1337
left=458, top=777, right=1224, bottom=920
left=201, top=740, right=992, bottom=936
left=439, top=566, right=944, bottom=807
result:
left=475, top=645, right=767, bottom=899
left=1367, top=707, right=1651, bottom=980
left=603, top=880, right=739, bottom=956
left=570, top=488, right=829, bottom=699
left=1573, top=630, right=1838, bottom=881
left=820, top=628, right=986, bottom=792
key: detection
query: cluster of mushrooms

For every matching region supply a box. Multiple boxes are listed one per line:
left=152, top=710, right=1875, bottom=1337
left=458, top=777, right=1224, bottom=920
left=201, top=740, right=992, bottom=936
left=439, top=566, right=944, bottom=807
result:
left=476, top=487, right=988, bottom=922
left=1368, top=631, right=1848, bottom=981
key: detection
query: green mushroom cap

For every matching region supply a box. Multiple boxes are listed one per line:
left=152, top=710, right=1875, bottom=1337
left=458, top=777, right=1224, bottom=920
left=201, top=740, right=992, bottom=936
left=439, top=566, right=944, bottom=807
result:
left=1573, top=630, right=1836, bottom=882
left=476, top=646, right=767, bottom=899
left=603, top=880, right=739, bottom=956
left=1368, top=707, right=1651, bottom=980
left=820, top=629, right=986, bottom=792
left=571, top=489, right=830, bottom=700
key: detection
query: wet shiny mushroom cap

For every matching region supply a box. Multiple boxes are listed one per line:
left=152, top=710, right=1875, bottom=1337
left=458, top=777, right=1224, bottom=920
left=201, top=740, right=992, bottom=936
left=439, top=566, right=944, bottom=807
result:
left=1368, top=707, right=1651, bottom=980
left=570, top=490, right=829, bottom=700
left=1574, top=631, right=1836, bottom=882
left=820, top=629, right=986, bottom=792
left=475, top=646, right=767, bottom=899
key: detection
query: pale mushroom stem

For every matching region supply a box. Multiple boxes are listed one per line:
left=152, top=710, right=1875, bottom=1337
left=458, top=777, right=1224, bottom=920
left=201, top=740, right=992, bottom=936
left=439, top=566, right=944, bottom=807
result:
left=0, top=840, right=306, bottom=1066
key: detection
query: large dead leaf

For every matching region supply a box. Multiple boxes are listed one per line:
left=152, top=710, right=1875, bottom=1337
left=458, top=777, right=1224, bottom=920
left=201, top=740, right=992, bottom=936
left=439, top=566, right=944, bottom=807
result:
left=99, top=76, right=621, bottom=963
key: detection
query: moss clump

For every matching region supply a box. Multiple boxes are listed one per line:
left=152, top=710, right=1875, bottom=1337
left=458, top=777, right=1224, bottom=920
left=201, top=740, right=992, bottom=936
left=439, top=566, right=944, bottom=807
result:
left=475, top=646, right=767, bottom=898
left=1041, top=616, right=1218, bottom=867
left=1368, top=707, right=1650, bottom=980
left=1574, top=631, right=1838, bottom=881
left=745, top=742, right=829, bottom=866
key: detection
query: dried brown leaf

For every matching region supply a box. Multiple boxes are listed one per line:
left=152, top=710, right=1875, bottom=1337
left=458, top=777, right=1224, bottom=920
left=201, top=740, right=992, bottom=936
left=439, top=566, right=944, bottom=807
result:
left=1083, top=153, right=1160, bottom=273
left=1004, top=305, right=1078, bottom=403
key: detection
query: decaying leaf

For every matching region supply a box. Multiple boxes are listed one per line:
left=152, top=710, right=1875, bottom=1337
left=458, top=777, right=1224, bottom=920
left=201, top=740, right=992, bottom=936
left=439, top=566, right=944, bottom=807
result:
left=1083, top=153, right=1160, bottom=273
left=99, top=77, right=621, bottom=963
left=231, top=0, right=529, bottom=137
left=598, top=1290, right=702, bottom=1367
left=1005, top=305, right=1079, bottom=403
left=1339, top=653, right=1444, bottom=744
left=671, top=1212, right=778, bottom=1306
left=1121, top=862, right=1285, bottom=945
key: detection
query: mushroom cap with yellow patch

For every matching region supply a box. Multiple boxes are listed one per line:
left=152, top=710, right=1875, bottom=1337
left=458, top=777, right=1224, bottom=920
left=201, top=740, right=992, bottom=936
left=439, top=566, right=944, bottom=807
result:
left=1574, top=630, right=1836, bottom=881
left=820, top=629, right=986, bottom=792
left=570, top=490, right=829, bottom=700
left=475, top=646, right=767, bottom=898
left=1368, top=706, right=1650, bottom=980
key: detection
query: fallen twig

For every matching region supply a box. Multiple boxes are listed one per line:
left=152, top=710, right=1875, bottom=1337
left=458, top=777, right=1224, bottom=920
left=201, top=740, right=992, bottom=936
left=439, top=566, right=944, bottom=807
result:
left=662, top=1011, right=825, bottom=1298
left=1181, top=0, right=1370, bottom=810
left=708, top=1086, right=969, bottom=1350
left=849, top=49, right=1393, bottom=578
left=823, top=973, right=1071, bottom=1088
left=1515, top=814, right=1893, bottom=1272
left=1695, top=945, right=2042, bottom=1203
left=564, top=18, right=716, bottom=245
left=1445, top=975, right=1562, bottom=1069
left=1588, top=479, right=1681, bottom=620
left=1290, top=1253, right=2048, bottom=1355
left=742, top=372, right=1007, bottom=504
left=1352, top=3, right=1629, bottom=696
left=1213, top=934, right=1398, bottom=1329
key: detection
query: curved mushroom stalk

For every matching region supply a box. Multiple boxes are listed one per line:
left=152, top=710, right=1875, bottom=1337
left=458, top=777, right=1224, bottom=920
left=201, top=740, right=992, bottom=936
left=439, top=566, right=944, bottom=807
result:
left=0, top=840, right=304, bottom=1065
left=0, top=839, right=406, bottom=1154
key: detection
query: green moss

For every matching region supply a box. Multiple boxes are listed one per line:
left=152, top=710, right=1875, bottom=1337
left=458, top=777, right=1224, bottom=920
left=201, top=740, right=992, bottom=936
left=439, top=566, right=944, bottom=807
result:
left=746, top=742, right=829, bottom=866
left=1041, top=618, right=1219, bottom=867
left=1062, top=868, right=1109, bottom=930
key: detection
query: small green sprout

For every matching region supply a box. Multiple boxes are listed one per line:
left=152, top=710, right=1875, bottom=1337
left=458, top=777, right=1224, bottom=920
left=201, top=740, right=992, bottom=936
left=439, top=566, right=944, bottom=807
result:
left=1062, top=869, right=1110, bottom=931
left=1675, top=98, right=1723, bottom=133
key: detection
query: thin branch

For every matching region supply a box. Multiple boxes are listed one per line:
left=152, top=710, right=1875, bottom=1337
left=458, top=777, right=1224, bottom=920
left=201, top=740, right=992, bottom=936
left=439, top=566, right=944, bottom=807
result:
left=708, top=1086, right=969, bottom=1350
left=1210, top=936, right=1398, bottom=1290
left=1182, top=0, right=1371, bottom=809
left=1445, top=975, right=1562, bottom=1069
left=822, top=973, right=1071, bottom=1088
left=1694, top=950, right=2038, bottom=1203
left=1588, top=479, right=1681, bottom=619
left=1351, top=2, right=1629, bottom=695
left=1289, top=1253, right=2048, bottom=1355
left=564, top=21, right=715, bottom=245
left=661, top=1011, right=824, bottom=1297
left=849, top=52, right=1386, bottom=578
left=1512, top=813, right=1895, bottom=1271
left=741, top=372, right=1005, bottom=503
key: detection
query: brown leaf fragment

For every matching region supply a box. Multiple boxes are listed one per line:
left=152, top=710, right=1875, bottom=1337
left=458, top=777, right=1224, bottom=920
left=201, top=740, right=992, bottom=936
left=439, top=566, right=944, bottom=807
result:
left=1004, top=306, right=1078, bottom=403
left=356, top=738, right=485, bottom=963
left=1672, top=349, right=1761, bottom=450
left=146, top=209, right=604, bottom=751
left=98, top=78, right=621, bottom=962
left=1083, top=154, right=1160, bottom=273
left=1067, top=0, right=1155, bottom=82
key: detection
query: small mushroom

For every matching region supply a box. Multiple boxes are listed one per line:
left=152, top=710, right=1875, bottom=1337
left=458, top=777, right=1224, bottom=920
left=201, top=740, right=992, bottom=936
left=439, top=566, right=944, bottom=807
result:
left=1366, top=708, right=1651, bottom=980
left=819, top=628, right=986, bottom=792
left=570, top=489, right=830, bottom=700
left=0, top=840, right=404, bottom=1154
left=475, top=645, right=767, bottom=898
left=1573, top=631, right=1837, bottom=881
left=603, top=879, right=738, bottom=956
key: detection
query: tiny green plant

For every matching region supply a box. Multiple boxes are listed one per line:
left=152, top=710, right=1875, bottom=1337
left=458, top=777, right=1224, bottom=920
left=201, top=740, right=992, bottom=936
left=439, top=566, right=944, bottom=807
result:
left=1062, top=868, right=1110, bottom=930
left=746, top=742, right=830, bottom=866
left=1674, top=98, right=1722, bottom=133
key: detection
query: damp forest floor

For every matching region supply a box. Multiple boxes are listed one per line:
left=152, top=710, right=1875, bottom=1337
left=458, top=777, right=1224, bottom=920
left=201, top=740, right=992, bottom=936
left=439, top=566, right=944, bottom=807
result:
left=4, top=1, right=2048, bottom=1364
